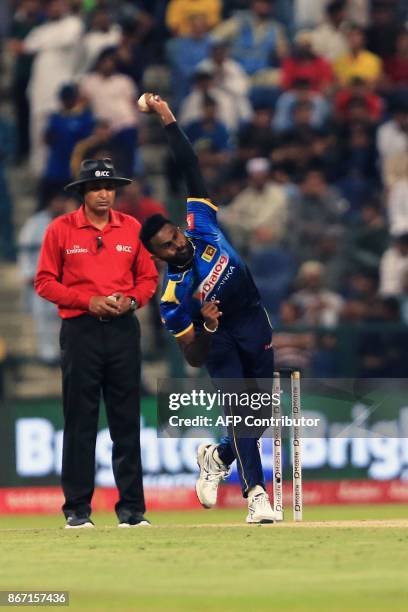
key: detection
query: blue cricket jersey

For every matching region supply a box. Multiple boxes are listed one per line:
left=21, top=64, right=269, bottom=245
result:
left=160, top=197, right=261, bottom=337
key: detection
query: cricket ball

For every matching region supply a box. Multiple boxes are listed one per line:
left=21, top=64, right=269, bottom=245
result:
left=138, top=93, right=150, bottom=113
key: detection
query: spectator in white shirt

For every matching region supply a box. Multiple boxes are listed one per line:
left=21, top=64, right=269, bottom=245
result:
left=80, top=47, right=139, bottom=175
left=386, top=153, right=408, bottom=237
left=179, top=66, right=252, bottom=133
left=380, top=234, right=408, bottom=296
left=310, top=0, right=349, bottom=62
left=388, top=179, right=408, bottom=237
left=75, top=7, right=122, bottom=75
left=290, top=260, right=345, bottom=327
left=198, top=39, right=250, bottom=98
left=377, top=101, right=408, bottom=178
left=18, top=192, right=76, bottom=364
left=219, top=157, right=289, bottom=253
left=21, top=0, right=83, bottom=175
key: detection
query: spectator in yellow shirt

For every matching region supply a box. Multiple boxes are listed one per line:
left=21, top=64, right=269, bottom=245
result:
left=334, top=25, right=382, bottom=86
left=166, top=0, right=221, bottom=36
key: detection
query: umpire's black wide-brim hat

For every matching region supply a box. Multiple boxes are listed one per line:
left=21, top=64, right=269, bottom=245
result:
left=64, top=158, right=132, bottom=192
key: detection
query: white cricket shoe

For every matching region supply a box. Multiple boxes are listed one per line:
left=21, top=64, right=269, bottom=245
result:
left=196, top=443, right=231, bottom=509
left=246, top=488, right=275, bottom=524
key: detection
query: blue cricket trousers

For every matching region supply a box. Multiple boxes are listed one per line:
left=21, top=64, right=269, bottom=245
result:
left=205, top=304, right=274, bottom=497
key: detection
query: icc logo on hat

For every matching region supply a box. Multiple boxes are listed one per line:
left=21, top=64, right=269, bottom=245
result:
left=63, top=158, right=132, bottom=192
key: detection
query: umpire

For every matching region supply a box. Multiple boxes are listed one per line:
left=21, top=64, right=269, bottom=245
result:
left=35, top=158, right=158, bottom=528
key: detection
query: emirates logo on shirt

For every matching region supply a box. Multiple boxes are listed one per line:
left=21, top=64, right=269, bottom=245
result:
left=66, top=244, right=88, bottom=254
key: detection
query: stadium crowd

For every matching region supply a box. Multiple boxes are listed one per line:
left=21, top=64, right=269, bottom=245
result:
left=1, top=0, right=408, bottom=377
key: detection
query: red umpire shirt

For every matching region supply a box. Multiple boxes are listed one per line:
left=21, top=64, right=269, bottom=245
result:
left=35, top=205, right=158, bottom=317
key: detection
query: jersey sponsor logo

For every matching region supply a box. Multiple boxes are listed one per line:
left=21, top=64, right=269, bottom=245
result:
left=187, top=213, right=194, bottom=230
left=201, top=244, right=216, bottom=263
left=95, top=170, right=110, bottom=177
left=66, top=244, right=88, bottom=255
left=194, top=254, right=229, bottom=302
left=116, top=244, right=132, bottom=253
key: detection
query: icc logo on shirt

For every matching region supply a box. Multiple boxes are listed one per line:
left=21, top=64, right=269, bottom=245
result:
left=116, top=244, right=132, bottom=253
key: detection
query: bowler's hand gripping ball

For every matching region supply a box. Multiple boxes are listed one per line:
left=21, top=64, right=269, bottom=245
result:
left=137, top=93, right=160, bottom=113
left=137, top=93, right=150, bottom=112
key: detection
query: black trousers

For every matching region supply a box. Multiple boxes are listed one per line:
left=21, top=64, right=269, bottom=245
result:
left=60, top=313, right=145, bottom=519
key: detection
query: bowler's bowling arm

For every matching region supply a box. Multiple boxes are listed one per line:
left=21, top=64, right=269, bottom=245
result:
left=149, top=95, right=209, bottom=201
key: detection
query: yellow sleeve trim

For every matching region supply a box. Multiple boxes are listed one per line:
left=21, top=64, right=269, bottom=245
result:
left=161, top=270, right=189, bottom=304
left=187, top=198, right=218, bottom=212
left=173, top=323, right=193, bottom=338
left=161, top=279, right=180, bottom=304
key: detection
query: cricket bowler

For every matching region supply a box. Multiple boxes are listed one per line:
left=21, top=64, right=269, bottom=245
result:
left=140, top=94, right=275, bottom=523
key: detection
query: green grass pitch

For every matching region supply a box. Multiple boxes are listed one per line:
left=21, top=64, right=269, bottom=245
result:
left=1, top=505, right=408, bottom=611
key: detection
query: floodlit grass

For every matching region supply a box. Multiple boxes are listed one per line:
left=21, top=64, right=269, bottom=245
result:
left=0, top=506, right=407, bottom=611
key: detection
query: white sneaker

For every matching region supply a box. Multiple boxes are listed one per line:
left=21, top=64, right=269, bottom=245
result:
left=196, top=443, right=231, bottom=509
left=246, top=489, right=275, bottom=524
